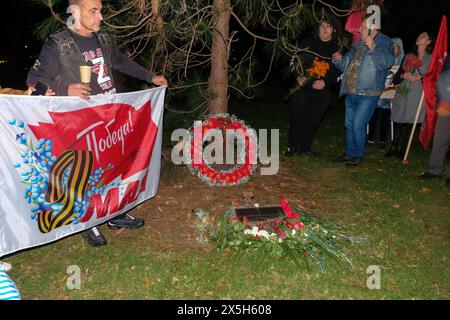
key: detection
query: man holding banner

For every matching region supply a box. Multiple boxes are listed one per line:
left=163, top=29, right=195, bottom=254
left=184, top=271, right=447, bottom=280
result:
left=26, top=0, right=168, bottom=247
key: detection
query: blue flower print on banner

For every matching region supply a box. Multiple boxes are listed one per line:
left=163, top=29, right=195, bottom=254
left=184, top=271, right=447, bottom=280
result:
left=9, top=119, right=116, bottom=226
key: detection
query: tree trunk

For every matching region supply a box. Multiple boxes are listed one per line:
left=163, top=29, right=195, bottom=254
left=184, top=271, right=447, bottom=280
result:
left=208, top=0, right=231, bottom=114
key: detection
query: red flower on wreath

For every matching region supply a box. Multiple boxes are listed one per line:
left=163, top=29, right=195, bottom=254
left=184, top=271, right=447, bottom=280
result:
left=188, top=114, right=258, bottom=186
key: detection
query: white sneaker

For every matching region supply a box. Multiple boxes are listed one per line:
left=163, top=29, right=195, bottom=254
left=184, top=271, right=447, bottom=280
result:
left=0, top=261, right=12, bottom=272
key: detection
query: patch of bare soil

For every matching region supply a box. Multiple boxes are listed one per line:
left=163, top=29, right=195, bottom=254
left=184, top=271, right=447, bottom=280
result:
left=123, top=156, right=343, bottom=252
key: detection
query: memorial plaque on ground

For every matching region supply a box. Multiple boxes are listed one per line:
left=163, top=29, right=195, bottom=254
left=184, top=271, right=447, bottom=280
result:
left=233, top=205, right=285, bottom=222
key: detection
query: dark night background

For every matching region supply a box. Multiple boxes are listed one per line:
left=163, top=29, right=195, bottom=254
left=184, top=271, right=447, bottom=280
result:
left=0, top=0, right=449, bottom=90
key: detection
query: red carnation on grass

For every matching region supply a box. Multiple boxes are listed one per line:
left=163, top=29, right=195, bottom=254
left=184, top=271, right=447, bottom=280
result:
left=279, top=231, right=288, bottom=241
left=292, top=222, right=304, bottom=230
left=279, top=198, right=301, bottom=219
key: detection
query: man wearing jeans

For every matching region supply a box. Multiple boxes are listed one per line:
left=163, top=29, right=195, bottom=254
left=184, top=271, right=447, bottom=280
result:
left=332, top=16, right=394, bottom=167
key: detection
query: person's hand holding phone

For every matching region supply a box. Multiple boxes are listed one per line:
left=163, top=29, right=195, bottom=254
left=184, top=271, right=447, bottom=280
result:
left=28, top=88, right=56, bottom=96
left=29, top=82, right=55, bottom=96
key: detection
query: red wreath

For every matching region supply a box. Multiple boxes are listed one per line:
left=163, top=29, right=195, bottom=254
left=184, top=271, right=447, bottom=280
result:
left=189, top=115, right=257, bottom=186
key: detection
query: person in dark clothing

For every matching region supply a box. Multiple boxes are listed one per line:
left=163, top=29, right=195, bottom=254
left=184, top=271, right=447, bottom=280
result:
left=367, top=37, right=405, bottom=150
left=367, top=108, right=391, bottom=148
left=286, top=19, right=342, bottom=157
left=27, top=0, right=167, bottom=247
left=27, top=29, right=157, bottom=97
left=418, top=60, right=450, bottom=187
left=28, top=0, right=167, bottom=98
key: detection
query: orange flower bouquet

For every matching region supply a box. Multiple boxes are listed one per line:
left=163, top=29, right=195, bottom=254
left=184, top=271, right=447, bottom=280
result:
left=289, top=57, right=330, bottom=96
left=306, top=57, right=330, bottom=79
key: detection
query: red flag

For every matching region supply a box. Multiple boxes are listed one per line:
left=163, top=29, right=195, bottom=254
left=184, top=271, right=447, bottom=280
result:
left=419, top=15, right=448, bottom=149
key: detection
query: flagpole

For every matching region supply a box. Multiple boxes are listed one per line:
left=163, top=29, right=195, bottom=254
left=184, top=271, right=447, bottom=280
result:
left=390, top=101, right=394, bottom=141
left=402, top=91, right=425, bottom=164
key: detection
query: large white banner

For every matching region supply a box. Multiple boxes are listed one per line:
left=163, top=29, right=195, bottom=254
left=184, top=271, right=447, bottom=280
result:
left=0, top=87, right=165, bottom=257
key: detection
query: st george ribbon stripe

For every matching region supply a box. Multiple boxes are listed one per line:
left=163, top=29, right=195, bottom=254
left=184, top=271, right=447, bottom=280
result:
left=38, top=150, right=93, bottom=233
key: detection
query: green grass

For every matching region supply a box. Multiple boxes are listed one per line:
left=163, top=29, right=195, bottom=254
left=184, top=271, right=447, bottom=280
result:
left=3, top=84, right=449, bottom=300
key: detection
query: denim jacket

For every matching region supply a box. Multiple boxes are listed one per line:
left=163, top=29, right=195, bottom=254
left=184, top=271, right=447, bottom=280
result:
left=334, top=33, right=395, bottom=97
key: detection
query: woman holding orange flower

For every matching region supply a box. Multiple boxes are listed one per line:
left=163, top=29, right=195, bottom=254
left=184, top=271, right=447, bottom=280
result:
left=286, top=18, right=342, bottom=157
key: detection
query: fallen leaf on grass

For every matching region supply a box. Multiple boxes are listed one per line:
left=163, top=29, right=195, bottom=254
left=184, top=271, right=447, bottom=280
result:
left=230, top=200, right=241, bottom=207
left=420, top=188, right=432, bottom=194
left=295, top=203, right=309, bottom=211
left=340, top=278, right=365, bottom=289
left=241, top=191, right=254, bottom=199
left=389, top=284, right=400, bottom=291
left=115, top=229, right=125, bottom=236
left=393, top=204, right=400, bottom=209
left=433, top=278, right=442, bottom=295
